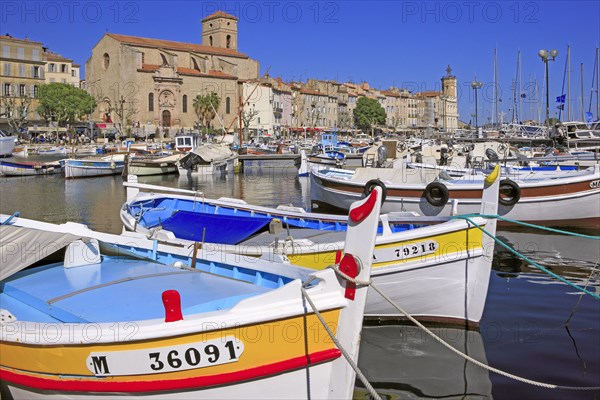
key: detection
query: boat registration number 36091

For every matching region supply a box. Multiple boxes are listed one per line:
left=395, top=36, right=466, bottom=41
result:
left=375, top=240, right=439, bottom=263
left=86, top=336, right=244, bottom=376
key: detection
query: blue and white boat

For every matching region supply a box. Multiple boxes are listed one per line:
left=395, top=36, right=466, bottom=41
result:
left=0, top=159, right=62, bottom=176
left=121, top=171, right=502, bottom=325
left=64, top=154, right=126, bottom=179
left=0, top=188, right=382, bottom=399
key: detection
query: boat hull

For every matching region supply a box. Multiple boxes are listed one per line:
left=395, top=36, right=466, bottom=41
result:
left=310, top=167, right=600, bottom=227
left=64, top=159, right=125, bottom=178
left=0, top=161, right=61, bottom=176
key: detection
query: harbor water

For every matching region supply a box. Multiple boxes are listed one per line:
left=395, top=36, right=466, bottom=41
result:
left=0, top=166, right=598, bottom=399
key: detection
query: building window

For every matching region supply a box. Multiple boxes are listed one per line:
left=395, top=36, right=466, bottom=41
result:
left=32, top=48, right=39, bottom=61
left=3, top=83, right=11, bottom=96
left=33, top=85, right=39, bottom=97
left=3, top=63, right=10, bottom=76
left=102, top=53, right=110, bottom=70
left=17, top=47, right=24, bottom=59
left=71, top=70, right=77, bottom=77
left=19, top=84, right=25, bottom=96
left=33, top=66, right=41, bottom=78
left=209, top=35, right=213, bottom=46
left=182, top=94, right=187, bottom=113
left=2, top=45, right=9, bottom=58
left=148, top=92, right=154, bottom=112
left=19, top=64, right=25, bottom=77
left=48, top=63, right=56, bottom=72
left=226, top=35, right=231, bottom=48
left=226, top=97, right=230, bottom=114
left=61, top=64, right=68, bottom=73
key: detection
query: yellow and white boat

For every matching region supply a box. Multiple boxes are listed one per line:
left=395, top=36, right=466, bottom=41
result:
left=0, top=186, right=382, bottom=399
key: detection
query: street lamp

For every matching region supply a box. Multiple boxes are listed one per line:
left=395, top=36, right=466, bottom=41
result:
left=538, top=48, right=558, bottom=127
left=471, top=80, right=483, bottom=132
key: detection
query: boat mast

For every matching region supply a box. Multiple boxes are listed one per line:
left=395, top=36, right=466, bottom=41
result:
left=567, top=45, right=571, bottom=121
left=589, top=47, right=599, bottom=119
left=517, top=50, right=522, bottom=124
left=492, top=49, right=496, bottom=127
left=581, top=63, right=585, bottom=121
left=559, top=46, right=568, bottom=122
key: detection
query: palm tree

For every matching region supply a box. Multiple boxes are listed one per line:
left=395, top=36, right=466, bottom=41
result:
left=193, top=92, right=221, bottom=135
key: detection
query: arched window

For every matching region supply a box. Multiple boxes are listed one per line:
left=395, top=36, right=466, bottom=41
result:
left=226, top=35, right=231, bottom=49
left=148, top=93, right=154, bottom=112
left=182, top=94, right=188, bottom=113
left=226, top=97, right=231, bottom=114
left=209, top=36, right=213, bottom=46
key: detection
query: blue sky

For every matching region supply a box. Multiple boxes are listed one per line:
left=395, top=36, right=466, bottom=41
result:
left=2, top=0, right=599, bottom=123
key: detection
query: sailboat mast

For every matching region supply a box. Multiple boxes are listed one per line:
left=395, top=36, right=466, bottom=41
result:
left=567, top=46, right=571, bottom=121
left=580, top=63, right=585, bottom=121
left=589, top=50, right=598, bottom=115
left=559, top=46, right=568, bottom=122
left=518, top=50, right=522, bottom=123
left=596, top=47, right=600, bottom=121
left=492, top=48, right=497, bottom=126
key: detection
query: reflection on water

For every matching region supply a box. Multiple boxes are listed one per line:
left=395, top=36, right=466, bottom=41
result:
left=1, top=170, right=599, bottom=399
left=354, top=324, right=492, bottom=399
left=493, top=230, right=600, bottom=292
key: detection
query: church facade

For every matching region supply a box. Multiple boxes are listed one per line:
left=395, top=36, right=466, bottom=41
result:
left=85, top=11, right=259, bottom=136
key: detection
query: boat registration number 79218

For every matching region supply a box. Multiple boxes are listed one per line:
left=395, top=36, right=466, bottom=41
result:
left=86, top=336, right=244, bottom=376
left=374, top=240, right=439, bottom=263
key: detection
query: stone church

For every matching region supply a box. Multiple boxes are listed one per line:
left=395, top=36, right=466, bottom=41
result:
left=85, top=11, right=259, bottom=135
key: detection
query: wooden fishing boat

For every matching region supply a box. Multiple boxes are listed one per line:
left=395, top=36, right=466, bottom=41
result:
left=310, top=164, right=600, bottom=227
left=126, top=154, right=182, bottom=176
left=121, top=169, right=501, bottom=325
left=177, top=144, right=238, bottom=176
left=0, top=186, right=382, bottom=399
left=0, top=160, right=62, bottom=176
left=64, top=154, right=125, bottom=179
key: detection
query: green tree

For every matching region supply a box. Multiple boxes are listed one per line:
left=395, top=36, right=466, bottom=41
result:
left=36, top=83, right=95, bottom=127
left=193, top=92, right=221, bottom=134
left=0, top=95, right=33, bottom=134
left=353, top=97, right=386, bottom=136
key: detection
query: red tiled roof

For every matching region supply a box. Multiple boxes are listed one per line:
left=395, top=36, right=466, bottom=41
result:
left=43, top=52, right=73, bottom=62
left=107, top=33, right=248, bottom=59
left=202, top=11, right=238, bottom=22
left=381, top=90, right=401, bottom=98
left=300, top=88, right=326, bottom=96
left=137, top=64, right=237, bottom=79
left=416, top=91, right=441, bottom=98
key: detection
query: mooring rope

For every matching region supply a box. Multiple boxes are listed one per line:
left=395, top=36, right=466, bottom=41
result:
left=301, top=276, right=382, bottom=400
left=451, top=215, right=600, bottom=300
left=368, top=282, right=600, bottom=391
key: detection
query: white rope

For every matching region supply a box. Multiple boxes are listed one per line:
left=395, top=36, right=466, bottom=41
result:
left=369, top=283, right=600, bottom=392
left=300, top=286, right=382, bottom=400
left=328, top=263, right=372, bottom=286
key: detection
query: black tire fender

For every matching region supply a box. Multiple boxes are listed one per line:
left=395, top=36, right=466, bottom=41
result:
left=363, top=179, right=387, bottom=204
left=499, top=179, right=521, bottom=206
left=423, top=181, right=449, bottom=207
